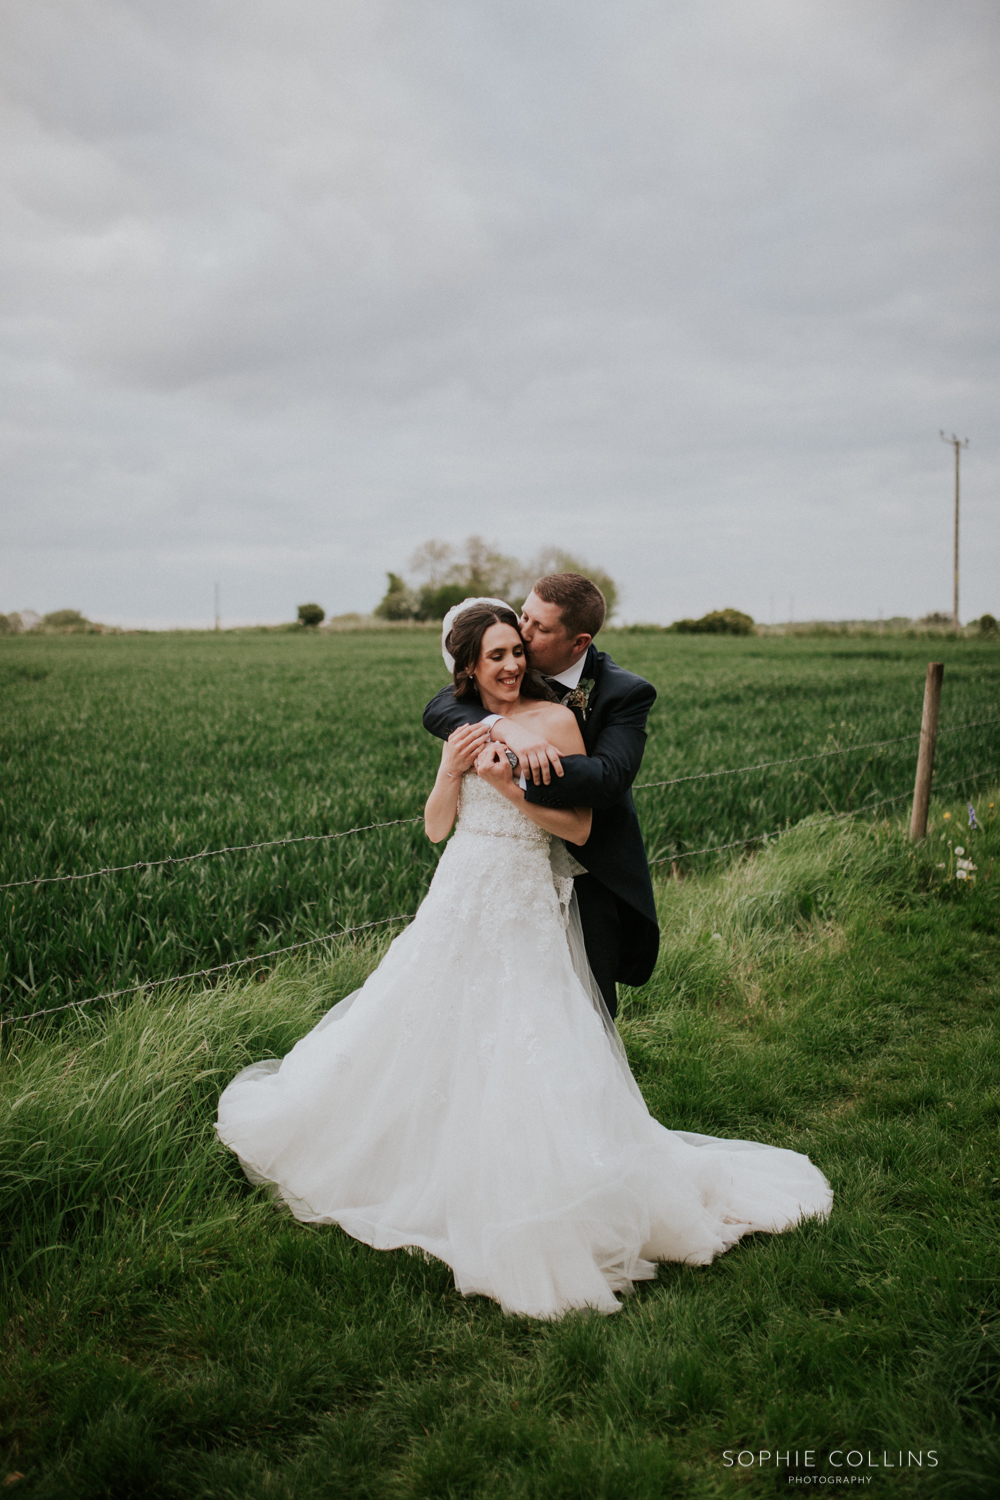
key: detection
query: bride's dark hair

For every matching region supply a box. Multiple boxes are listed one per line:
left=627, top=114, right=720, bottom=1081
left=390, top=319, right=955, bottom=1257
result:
left=446, top=604, right=557, bottom=703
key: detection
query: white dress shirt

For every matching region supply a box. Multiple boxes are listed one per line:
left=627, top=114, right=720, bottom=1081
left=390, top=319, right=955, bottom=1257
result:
left=548, top=653, right=588, bottom=692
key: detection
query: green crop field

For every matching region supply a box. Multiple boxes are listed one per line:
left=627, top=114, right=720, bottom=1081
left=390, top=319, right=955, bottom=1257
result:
left=2, top=629, right=999, bottom=1497
left=1, top=628, right=997, bottom=1019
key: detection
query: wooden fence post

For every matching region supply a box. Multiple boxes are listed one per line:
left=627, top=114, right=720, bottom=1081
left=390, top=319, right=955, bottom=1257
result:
left=909, top=662, right=944, bottom=841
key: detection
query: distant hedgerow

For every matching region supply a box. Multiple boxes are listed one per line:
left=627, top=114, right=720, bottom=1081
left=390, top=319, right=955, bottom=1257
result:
left=668, top=608, right=755, bottom=636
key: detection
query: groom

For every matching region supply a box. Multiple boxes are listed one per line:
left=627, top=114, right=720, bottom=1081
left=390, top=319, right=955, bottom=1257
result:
left=422, top=572, right=659, bottom=1019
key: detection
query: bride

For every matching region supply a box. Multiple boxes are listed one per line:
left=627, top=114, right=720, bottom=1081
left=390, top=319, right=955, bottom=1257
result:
left=216, top=600, right=832, bottom=1320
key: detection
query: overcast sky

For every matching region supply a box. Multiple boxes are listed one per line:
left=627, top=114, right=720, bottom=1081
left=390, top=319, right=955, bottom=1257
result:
left=2, top=0, right=997, bottom=627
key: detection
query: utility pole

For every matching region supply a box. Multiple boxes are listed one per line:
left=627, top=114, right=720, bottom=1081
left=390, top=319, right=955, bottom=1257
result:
left=214, top=581, right=221, bottom=632
left=940, top=431, right=968, bottom=633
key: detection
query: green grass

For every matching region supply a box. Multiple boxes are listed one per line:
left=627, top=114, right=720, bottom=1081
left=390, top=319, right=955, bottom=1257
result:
left=1, top=629, right=998, bottom=1018
left=2, top=793, right=999, bottom=1497
left=1, top=628, right=998, bottom=1493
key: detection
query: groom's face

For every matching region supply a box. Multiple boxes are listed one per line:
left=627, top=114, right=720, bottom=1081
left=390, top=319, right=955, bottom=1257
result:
left=520, top=592, right=588, bottom=676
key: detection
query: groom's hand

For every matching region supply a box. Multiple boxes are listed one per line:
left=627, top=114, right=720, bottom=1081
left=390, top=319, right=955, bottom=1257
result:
left=489, top=718, right=564, bottom=786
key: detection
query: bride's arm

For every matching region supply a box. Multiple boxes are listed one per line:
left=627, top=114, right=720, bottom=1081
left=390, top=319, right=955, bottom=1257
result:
left=424, top=723, right=490, bottom=843
left=475, top=706, right=592, bottom=846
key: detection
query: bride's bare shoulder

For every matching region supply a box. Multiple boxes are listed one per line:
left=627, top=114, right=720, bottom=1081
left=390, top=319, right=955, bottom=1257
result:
left=521, top=700, right=584, bottom=754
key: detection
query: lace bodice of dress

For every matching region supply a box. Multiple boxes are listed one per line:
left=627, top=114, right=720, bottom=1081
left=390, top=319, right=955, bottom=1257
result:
left=454, top=772, right=551, bottom=849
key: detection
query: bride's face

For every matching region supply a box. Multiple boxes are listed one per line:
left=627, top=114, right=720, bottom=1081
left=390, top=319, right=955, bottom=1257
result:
left=475, top=622, right=527, bottom=707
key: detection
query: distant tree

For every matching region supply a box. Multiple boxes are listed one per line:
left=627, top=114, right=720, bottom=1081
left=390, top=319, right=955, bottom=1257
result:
left=919, top=612, right=952, bottom=627
left=456, top=535, right=523, bottom=601
left=374, top=574, right=417, bottom=620
left=43, top=609, right=88, bottom=628
left=297, top=603, right=325, bottom=628
left=379, top=538, right=620, bottom=623
left=0, top=615, right=13, bottom=635
left=669, top=609, right=755, bottom=636
left=10, top=611, right=42, bottom=632
left=408, top=536, right=525, bottom=619
left=415, top=583, right=470, bottom=620
left=408, top=539, right=455, bottom=587
left=977, top=613, right=998, bottom=636
left=526, top=549, right=619, bottom=621
left=399, top=537, right=619, bottom=622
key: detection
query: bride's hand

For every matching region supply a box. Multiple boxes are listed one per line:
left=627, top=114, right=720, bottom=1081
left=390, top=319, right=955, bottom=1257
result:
left=475, top=743, right=514, bottom=791
left=442, top=723, right=490, bottom=778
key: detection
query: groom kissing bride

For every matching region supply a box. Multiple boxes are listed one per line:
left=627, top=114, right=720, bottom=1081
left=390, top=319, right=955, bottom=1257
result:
left=423, top=571, right=659, bottom=1019
left=217, top=569, right=831, bottom=1321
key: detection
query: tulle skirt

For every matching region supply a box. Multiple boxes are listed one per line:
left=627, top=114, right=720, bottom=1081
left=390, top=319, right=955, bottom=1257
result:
left=217, top=825, right=832, bottom=1319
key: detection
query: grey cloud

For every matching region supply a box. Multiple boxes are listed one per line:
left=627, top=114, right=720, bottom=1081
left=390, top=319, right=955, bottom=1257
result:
left=1, top=0, right=997, bottom=627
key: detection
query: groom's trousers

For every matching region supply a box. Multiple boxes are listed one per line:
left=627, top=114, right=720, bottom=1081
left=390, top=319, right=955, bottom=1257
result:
left=573, top=873, right=621, bottom=1021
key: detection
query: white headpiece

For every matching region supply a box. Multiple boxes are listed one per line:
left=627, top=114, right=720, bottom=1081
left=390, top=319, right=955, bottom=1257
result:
left=441, top=597, right=514, bottom=673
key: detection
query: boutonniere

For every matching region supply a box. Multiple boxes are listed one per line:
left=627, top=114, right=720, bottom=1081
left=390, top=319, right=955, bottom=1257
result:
left=561, top=677, right=596, bottom=720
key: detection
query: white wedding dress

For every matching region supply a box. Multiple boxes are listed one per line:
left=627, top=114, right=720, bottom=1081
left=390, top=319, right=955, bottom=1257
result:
left=216, top=774, right=832, bottom=1319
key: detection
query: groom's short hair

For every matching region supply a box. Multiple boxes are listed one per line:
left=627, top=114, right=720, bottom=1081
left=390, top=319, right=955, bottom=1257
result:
left=533, top=573, right=606, bottom=640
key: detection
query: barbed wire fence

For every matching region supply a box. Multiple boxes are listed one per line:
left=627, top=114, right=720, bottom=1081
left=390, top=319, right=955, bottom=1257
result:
left=648, top=765, right=1000, bottom=867
left=0, top=915, right=415, bottom=1028
left=2, top=713, right=998, bottom=1031
left=0, top=816, right=425, bottom=893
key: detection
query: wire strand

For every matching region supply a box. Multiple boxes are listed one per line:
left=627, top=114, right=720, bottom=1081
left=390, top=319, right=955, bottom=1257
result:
left=633, top=715, right=1000, bottom=793
left=649, top=764, right=1000, bottom=865
left=2, top=716, right=997, bottom=892
left=5, top=764, right=998, bottom=1029
left=0, top=816, right=424, bottom=892
left=0, top=914, right=415, bottom=1029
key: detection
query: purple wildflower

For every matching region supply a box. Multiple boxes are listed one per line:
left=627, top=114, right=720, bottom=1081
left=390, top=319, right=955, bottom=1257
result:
left=968, top=803, right=979, bottom=830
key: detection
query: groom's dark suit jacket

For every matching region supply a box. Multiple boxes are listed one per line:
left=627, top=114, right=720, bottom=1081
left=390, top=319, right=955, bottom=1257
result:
left=422, top=643, right=659, bottom=988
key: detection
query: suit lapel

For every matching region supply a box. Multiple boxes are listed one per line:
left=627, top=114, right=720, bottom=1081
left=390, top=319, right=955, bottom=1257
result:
left=579, top=644, right=602, bottom=748
left=550, top=645, right=602, bottom=744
